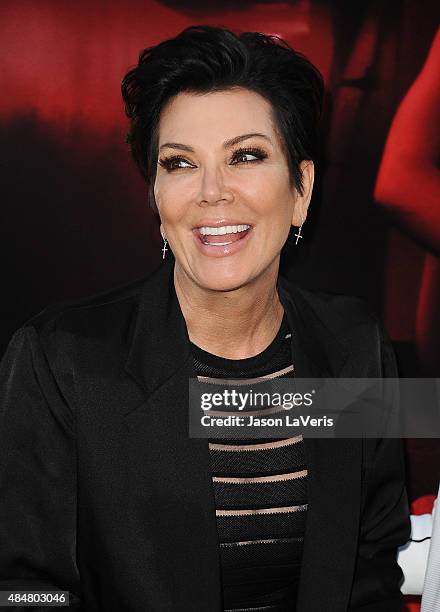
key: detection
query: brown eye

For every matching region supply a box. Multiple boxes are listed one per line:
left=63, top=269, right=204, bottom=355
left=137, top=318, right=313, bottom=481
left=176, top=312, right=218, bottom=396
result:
left=158, top=156, right=193, bottom=172
left=231, top=147, right=268, bottom=165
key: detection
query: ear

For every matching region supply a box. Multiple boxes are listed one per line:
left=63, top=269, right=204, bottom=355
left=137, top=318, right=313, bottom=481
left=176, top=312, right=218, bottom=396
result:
left=160, top=223, right=166, bottom=240
left=291, top=160, right=314, bottom=226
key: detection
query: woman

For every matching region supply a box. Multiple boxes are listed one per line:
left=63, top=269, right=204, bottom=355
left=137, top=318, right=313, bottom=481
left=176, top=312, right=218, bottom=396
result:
left=0, top=25, right=409, bottom=611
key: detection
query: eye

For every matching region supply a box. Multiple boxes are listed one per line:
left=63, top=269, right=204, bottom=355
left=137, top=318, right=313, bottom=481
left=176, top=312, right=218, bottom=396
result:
left=158, top=155, right=194, bottom=172
left=231, top=147, right=268, bottom=165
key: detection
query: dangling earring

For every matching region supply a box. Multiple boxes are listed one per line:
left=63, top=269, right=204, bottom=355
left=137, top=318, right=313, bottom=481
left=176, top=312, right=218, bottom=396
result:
left=159, top=225, right=168, bottom=259
left=161, top=236, right=168, bottom=259
left=294, top=216, right=304, bottom=245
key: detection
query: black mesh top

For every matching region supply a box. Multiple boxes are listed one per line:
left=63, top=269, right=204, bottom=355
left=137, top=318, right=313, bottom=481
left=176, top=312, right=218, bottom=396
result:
left=190, top=313, right=308, bottom=612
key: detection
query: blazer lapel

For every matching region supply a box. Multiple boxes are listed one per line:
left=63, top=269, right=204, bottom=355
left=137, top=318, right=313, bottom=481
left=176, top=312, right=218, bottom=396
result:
left=123, top=257, right=362, bottom=611
left=124, top=255, right=222, bottom=610
left=278, top=277, right=362, bottom=612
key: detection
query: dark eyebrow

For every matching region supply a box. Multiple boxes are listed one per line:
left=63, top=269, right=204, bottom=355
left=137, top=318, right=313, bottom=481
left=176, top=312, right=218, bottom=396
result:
left=159, top=132, right=272, bottom=153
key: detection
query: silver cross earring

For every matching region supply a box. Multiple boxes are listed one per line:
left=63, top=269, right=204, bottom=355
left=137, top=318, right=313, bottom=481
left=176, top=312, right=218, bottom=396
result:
left=161, top=236, right=168, bottom=259
left=294, top=216, right=304, bottom=245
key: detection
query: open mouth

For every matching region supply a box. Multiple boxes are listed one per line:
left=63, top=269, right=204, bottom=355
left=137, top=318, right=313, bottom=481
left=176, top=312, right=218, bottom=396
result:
left=194, top=224, right=252, bottom=246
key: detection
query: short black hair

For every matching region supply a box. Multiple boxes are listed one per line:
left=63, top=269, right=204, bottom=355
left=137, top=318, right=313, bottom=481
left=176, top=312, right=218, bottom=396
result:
left=121, top=24, right=323, bottom=214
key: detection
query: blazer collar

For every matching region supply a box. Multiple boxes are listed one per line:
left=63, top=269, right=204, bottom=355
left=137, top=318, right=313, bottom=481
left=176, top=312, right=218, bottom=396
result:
left=125, top=253, right=192, bottom=395
left=125, top=253, right=350, bottom=393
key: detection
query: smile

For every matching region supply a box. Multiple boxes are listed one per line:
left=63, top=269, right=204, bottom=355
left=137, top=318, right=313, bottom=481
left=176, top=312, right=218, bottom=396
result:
left=192, top=221, right=254, bottom=258
left=198, top=224, right=251, bottom=245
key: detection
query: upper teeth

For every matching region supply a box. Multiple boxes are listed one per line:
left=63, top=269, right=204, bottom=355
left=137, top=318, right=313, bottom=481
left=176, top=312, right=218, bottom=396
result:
left=198, top=224, right=251, bottom=236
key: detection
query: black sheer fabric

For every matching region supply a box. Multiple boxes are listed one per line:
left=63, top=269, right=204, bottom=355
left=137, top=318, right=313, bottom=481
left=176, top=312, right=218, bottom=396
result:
left=190, top=313, right=308, bottom=612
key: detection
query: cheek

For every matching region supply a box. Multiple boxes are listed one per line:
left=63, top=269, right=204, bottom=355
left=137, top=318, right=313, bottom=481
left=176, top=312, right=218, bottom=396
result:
left=240, top=167, right=292, bottom=207
left=155, top=183, right=189, bottom=226
left=244, top=182, right=292, bottom=219
left=154, top=178, right=175, bottom=213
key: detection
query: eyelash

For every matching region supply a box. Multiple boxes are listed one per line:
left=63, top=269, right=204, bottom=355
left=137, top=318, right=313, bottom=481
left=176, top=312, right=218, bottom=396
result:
left=158, top=146, right=268, bottom=172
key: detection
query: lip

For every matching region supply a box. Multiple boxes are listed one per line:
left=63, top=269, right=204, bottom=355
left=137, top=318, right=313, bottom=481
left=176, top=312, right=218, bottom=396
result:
left=191, top=223, right=253, bottom=258
left=192, top=218, right=254, bottom=229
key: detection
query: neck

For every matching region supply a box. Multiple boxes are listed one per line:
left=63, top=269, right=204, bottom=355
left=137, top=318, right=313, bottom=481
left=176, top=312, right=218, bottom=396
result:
left=174, top=260, right=284, bottom=359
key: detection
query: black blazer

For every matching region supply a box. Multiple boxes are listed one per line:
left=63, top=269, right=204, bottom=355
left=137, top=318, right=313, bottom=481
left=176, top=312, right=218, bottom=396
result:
left=0, top=254, right=410, bottom=611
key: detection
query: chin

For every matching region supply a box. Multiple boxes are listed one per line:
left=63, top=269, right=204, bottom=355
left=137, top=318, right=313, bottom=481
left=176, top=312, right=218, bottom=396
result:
left=192, top=265, right=253, bottom=293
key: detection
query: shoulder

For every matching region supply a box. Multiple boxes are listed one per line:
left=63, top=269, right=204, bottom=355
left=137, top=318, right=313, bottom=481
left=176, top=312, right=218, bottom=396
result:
left=298, top=285, right=377, bottom=322
left=18, top=270, right=155, bottom=351
left=279, top=278, right=395, bottom=376
left=281, top=277, right=381, bottom=333
left=303, top=283, right=396, bottom=376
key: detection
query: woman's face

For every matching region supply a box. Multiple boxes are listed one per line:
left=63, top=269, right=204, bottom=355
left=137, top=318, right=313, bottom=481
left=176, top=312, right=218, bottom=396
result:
left=154, top=87, right=313, bottom=292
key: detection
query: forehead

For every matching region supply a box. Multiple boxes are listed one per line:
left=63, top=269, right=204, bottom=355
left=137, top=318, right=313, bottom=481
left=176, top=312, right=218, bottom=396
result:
left=157, top=88, right=278, bottom=145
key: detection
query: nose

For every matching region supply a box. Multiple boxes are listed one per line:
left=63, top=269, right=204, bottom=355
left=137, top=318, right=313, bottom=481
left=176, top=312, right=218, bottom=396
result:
left=197, top=164, right=234, bottom=206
